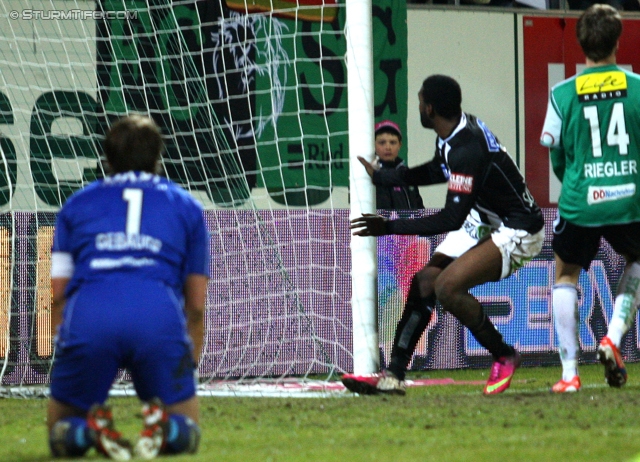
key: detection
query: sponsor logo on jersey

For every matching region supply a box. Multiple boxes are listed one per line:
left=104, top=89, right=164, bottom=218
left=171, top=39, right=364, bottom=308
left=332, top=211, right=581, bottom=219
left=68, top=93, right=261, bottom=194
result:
left=587, top=183, right=635, bottom=205
left=90, top=256, right=157, bottom=269
left=102, top=171, right=160, bottom=184
left=576, top=71, right=627, bottom=102
left=448, top=173, right=473, bottom=194
left=477, top=118, right=501, bottom=152
left=440, top=162, right=450, bottom=180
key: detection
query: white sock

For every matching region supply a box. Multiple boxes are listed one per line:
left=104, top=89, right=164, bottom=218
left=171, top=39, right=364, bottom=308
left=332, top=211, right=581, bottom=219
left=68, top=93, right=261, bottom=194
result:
left=553, top=283, right=579, bottom=381
left=607, top=261, right=640, bottom=346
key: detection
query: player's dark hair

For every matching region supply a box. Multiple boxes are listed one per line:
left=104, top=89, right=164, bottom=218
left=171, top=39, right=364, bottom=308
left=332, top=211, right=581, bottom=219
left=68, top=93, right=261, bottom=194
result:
left=104, top=115, right=163, bottom=174
left=576, top=4, right=622, bottom=63
left=420, top=75, right=462, bottom=119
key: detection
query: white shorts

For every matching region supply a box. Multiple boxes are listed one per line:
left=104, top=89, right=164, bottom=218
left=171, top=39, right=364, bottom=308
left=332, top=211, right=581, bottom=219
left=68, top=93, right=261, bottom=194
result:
left=435, top=212, right=544, bottom=280
left=491, top=224, right=545, bottom=280
left=435, top=212, right=492, bottom=259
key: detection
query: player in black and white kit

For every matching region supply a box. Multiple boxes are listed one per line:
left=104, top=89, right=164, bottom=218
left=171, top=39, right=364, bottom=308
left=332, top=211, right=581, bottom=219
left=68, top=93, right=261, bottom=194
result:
left=344, top=75, right=545, bottom=395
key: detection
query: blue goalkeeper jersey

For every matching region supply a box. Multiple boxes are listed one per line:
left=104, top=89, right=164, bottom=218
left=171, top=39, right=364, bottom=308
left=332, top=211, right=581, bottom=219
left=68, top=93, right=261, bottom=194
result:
left=52, top=171, right=209, bottom=298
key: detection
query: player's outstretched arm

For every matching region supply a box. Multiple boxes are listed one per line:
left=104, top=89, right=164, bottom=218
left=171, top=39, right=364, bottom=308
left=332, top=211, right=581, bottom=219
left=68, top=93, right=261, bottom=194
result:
left=183, top=274, right=208, bottom=365
left=350, top=213, right=389, bottom=236
left=357, top=156, right=378, bottom=178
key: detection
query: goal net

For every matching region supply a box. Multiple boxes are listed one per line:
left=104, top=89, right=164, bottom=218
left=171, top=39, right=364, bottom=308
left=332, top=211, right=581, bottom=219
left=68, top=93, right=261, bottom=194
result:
left=3, top=1, right=635, bottom=399
left=0, top=0, right=397, bottom=397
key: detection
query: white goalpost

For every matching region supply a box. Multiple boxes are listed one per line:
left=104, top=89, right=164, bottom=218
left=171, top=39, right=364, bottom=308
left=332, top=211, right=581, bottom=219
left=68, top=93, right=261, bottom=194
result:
left=0, top=0, right=378, bottom=397
left=345, top=0, right=378, bottom=375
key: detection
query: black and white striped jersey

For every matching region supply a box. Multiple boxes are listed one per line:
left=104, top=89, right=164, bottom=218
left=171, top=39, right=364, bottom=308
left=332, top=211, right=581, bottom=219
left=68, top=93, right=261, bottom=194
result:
left=372, top=113, right=544, bottom=237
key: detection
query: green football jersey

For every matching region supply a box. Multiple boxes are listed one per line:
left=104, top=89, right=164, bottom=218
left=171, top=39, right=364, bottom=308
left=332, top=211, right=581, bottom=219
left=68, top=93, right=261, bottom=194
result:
left=540, top=64, right=640, bottom=227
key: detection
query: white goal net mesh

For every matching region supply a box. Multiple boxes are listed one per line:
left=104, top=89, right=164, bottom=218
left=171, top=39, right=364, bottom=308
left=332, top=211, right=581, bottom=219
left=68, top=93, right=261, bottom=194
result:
left=0, top=0, right=357, bottom=396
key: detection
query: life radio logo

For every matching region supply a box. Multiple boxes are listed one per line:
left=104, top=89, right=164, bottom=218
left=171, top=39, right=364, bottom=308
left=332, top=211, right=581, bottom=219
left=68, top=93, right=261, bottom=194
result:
left=448, top=173, right=473, bottom=194
left=587, top=183, right=635, bottom=205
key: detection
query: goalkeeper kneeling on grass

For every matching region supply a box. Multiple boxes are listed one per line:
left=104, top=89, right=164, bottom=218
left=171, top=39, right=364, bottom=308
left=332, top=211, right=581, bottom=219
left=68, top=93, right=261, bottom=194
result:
left=47, top=115, right=208, bottom=460
left=343, top=75, right=545, bottom=396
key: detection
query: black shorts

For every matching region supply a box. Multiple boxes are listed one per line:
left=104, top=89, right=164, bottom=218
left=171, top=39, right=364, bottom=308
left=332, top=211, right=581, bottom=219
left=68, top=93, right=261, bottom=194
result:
left=552, top=214, right=640, bottom=270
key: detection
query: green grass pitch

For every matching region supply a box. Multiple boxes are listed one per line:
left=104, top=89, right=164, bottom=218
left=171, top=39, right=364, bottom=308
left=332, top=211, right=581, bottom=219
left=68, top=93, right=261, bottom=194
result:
left=3, top=363, right=640, bottom=461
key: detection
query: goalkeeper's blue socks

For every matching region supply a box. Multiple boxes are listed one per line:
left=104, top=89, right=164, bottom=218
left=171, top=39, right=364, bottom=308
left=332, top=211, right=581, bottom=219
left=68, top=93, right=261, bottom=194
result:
left=49, top=417, right=93, bottom=457
left=49, top=409, right=200, bottom=458
left=164, top=413, right=201, bottom=454
left=136, top=398, right=201, bottom=457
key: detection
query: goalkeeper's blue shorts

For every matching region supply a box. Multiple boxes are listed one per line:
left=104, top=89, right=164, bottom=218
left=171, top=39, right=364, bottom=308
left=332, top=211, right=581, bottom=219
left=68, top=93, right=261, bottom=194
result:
left=49, top=278, right=197, bottom=411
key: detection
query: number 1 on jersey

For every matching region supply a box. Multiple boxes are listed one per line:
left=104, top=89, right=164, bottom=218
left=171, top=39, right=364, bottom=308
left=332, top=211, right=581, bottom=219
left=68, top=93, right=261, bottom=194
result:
left=123, top=188, right=143, bottom=235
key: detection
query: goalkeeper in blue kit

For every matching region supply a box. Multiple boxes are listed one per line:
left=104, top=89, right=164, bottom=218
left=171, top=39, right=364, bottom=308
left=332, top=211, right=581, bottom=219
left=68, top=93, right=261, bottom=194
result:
left=540, top=4, right=640, bottom=393
left=47, top=115, right=209, bottom=460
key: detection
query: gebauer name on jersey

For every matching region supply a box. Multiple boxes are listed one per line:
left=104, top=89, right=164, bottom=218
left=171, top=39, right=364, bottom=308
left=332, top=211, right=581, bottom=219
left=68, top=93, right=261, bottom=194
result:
left=95, top=232, right=163, bottom=253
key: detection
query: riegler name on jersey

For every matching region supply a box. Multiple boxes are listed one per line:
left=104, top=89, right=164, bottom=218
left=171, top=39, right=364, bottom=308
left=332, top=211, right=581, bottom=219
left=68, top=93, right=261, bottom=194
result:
left=584, top=159, right=637, bottom=178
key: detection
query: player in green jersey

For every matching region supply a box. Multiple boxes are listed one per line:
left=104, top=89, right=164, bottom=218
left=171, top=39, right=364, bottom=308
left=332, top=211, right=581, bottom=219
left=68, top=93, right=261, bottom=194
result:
left=540, top=4, right=640, bottom=393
